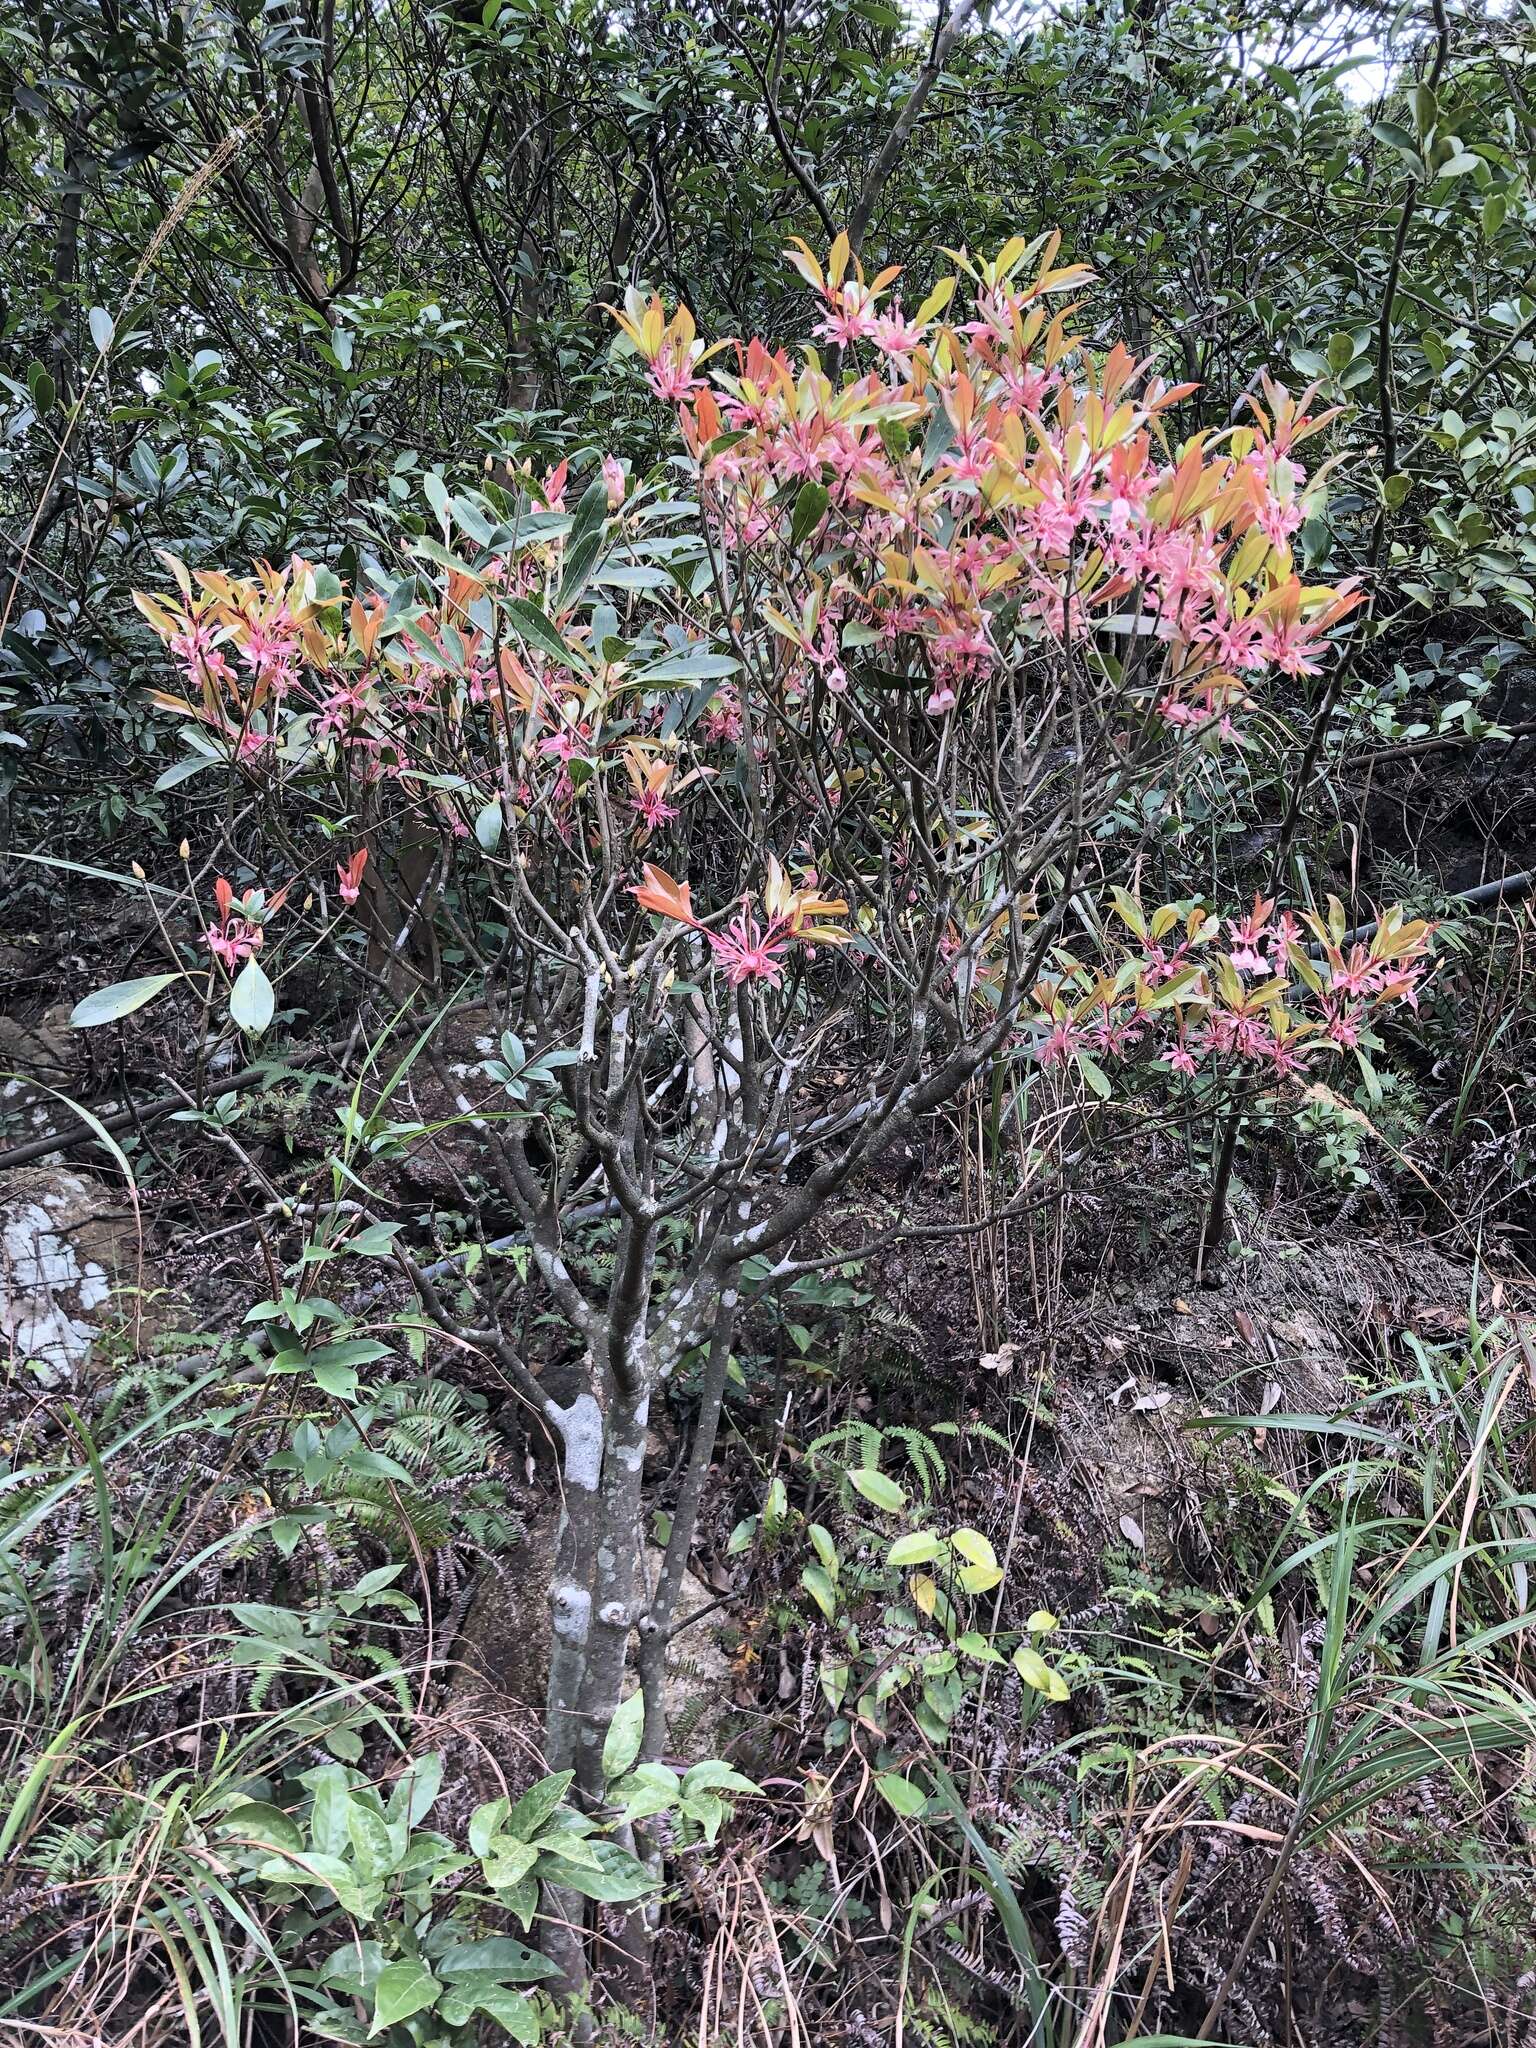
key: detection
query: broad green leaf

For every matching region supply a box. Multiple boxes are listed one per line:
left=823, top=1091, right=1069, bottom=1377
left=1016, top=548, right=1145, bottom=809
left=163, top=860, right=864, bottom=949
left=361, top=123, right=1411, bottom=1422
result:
left=875, top=1771, right=929, bottom=1817
left=801, top=1563, right=837, bottom=1619
left=610, top=1760, right=682, bottom=1824
left=69, top=972, right=183, bottom=1029
left=506, top=1769, right=574, bottom=1842
left=424, top=471, right=452, bottom=525
left=558, top=476, right=610, bottom=606
left=539, top=1840, right=656, bottom=1902
left=1013, top=1645, right=1069, bottom=1699
left=635, top=648, right=740, bottom=684
left=215, top=1800, right=302, bottom=1852
left=887, top=1530, right=942, bottom=1568
left=370, top=1960, right=439, bottom=2035
left=88, top=305, right=115, bottom=354
left=153, top=754, right=221, bottom=791
left=468, top=1795, right=509, bottom=1857
left=474, top=795, right=503, bottom=851
left=229, top=956, right=274, bottom=1035
left=950, top=1529, right=997, bottom=1572
left=436, top=1936, right=562, bottom=1984
left=680, top=1760, right=759, bottom=1798
left=504, top=596, right=585, bottom=673
left=850, top=1467, right=906, bottom=1514
left=439, top=1984, right=539, bottom=2039
left=345, top=1221, right=401, bottom=1257
left=602, top=1688, right=645, bottom=1782
left=790, top=481, right=829, bottom=548
left=483, top=1837, right=540, bottom=1889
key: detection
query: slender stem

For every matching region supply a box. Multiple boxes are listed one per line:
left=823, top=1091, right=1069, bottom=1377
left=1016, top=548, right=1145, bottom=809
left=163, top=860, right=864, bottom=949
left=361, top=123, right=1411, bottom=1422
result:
left=1197, top=1108, right=1241, bottom=1286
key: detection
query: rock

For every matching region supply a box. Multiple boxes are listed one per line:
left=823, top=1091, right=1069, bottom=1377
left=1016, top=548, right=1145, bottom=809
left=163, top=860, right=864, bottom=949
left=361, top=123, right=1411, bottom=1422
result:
left=0, top=1166, right=149, bottom=1384
left=0, top=1008, right=80, bottom=1157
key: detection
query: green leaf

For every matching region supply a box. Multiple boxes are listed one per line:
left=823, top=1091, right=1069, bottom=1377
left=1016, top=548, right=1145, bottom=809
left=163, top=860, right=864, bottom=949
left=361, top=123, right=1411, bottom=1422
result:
left=88, top=305, right=115, bottom=354
left=635, top=648, right=740, bottom=684
left=474, top=795, right=503, bottom=851
left=790, top=481, right=829, bottom=548
left=437, top=1937, right=563, bottom=1984
left=801, top=1563, right=837, bottom=1619
left=456, top=1990, right=540, bottom=2039
left=504, top=596, right=585, bottom=673
left=386, top=1751, right=442, bottom=1827
left=345, top=1221, right=401, bottom=1257
left=468, top=1795, right=509, bottom=1857
left=69, top=972, right=183, bottom=1029
left=887, top=1530, right=943, bottom=1568
left=154, top=754, right=220, bottom=791
left=423, top=471, right=451, bottom=526
left=1013, top=1644, right=1068, bottom=1698
left=229, top=957, right=275, bottom=1035
left=1074, top=1051, right=1112, bottom=1100
left=539, top=1840, right=656, bottom=1902
left=950, top=1528, right=997, bottom=1572
left=559, top=476, right=610, bottom=606
left=875, top=1771, right=929, bottom=1817
left=370, top=1960, right=439, bottom=2034
left=1482, top=192, right=1508, bottom=237
left=602, top=1689, right=645, bottom=1783
left=850, top=1467, right=906, bottom=1515
left=609, top=1761, right=682, bottom=1824
left=483, top=1838, right=540, bottom=1889
left=957, top=1560, right=1005, bottom=1595
left=29, top=366, right=55, bottom=414
left=680, top=1760, right=759, bottom=1799
left=506, top=1770, right=574, bottom=1842
left=1326, top=331, right=1355, bottom=376
left=215, top=1800, right=302, bottom=1851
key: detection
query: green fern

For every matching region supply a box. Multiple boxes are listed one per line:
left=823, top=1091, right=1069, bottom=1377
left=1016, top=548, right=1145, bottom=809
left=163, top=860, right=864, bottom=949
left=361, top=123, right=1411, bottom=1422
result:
left=805, top=1419, right=949, bottom=1505
left=314, top=1378, right=521, bottom=1553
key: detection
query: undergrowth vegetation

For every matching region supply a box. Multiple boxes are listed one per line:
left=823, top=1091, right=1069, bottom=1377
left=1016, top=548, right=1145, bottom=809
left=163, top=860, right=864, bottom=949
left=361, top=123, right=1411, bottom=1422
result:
left=2, top=0, right=1535, bottom=2041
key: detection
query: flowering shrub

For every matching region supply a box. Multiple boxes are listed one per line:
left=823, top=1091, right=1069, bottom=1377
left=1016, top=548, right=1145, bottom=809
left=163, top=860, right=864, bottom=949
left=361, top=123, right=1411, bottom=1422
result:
left=124, top=231, right=1389, bottom=1062
left=106, top=235, right=1433, bottom=1994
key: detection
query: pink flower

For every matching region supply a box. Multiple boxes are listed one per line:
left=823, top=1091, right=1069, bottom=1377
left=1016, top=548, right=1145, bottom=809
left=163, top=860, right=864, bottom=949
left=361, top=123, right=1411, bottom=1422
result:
left=648, top=342, right=705, bottom=403
left=871, top=303, right=925, bottom=361
left=1037, top=1018, right=1082, bottom=1067
left=631, top=786, right=679, bottom=833
left=707, top=907, right=793, bottom=986
left=813, top=284, right=883, bottom=349
left=170, top=615, right=234, bottom=693
left=337, top=848, right=368, bottom=905
left=238, top=610, right=300, bottom=694
left=540, top=460, right=569, bottom=513
left=602, top=454, right=627, bottom=510
left=204, top=876, right=275, bottom=969
left=702, top=691, right=743, bottom=742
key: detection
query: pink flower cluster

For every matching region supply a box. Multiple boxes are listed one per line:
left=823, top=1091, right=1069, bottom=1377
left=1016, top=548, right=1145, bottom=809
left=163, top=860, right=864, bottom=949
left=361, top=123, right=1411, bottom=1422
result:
left=1030, top=895, right=1432, bottom=1090
left=625, top=235, right=1360, bottom=735
left=204, top=876, right=284, bottom=969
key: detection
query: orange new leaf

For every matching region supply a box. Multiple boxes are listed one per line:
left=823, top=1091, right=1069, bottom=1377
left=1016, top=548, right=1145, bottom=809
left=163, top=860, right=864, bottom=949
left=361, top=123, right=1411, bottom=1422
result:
left=630, top=864, right=699, bottom=928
